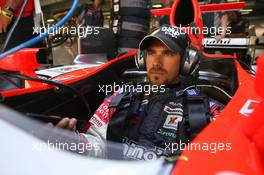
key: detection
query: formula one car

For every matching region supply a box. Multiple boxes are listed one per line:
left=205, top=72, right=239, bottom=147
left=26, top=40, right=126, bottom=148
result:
left=0, top=0, right=263, bottom=174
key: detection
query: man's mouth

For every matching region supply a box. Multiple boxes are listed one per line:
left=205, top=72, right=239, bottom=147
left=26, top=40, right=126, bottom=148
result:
left=149, top=68, right=167, bottom=75
left=149, top=69, right=167, bottom=75
left=150, top=71, right=164, bottom=75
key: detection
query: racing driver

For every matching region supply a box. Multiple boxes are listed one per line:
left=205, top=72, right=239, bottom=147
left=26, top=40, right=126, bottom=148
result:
left=55, top=24, right=222, bottom=160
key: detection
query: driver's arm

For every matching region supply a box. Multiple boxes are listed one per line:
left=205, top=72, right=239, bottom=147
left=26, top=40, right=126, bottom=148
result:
left=56, top=92, right=120, bottom=156
left=4, top=0, right=23, bottom=10
left=0, top=0, right=23, bottom=33
left=56, top=117, right=77, bottom=131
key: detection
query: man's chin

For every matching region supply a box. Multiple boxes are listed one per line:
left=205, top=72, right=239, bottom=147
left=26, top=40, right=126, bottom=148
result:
left=149, top=77, right=166, bottom=86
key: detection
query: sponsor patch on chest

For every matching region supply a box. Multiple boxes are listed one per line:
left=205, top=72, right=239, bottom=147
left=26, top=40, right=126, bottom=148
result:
left=163, top=102, right=183, bottom=130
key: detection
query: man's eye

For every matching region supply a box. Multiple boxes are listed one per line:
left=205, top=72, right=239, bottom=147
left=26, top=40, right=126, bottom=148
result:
left=147, top=51, right=155, bottom=56
left=164, top=51, right=174, bottom=57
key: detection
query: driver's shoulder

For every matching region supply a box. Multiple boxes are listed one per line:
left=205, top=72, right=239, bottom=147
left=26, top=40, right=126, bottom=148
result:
left=184, top=87, right=224, bottom=111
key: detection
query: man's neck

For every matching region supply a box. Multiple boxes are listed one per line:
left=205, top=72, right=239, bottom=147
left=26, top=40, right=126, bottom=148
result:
left=164, top=82, right=181, bottom=89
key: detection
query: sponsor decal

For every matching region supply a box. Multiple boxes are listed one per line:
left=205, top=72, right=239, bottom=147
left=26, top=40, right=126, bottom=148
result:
left=36, top=65, right=94, bottom=78
left=239, top=99, right=260, bottom=117
left=186, top=89, right=198, bottom=96
left=163, top=115, right=183, bottom=130
left=89, top=92, right=119, bottom=127
left=164, top=105, right=183, bottom=115
left=122, top=137, right=166, bottom=161
left=161, top=26, right=180, bottom=38
left=157, top=129, right=177, bottom=139
left=163, top=102, right=183, bottom=131
left=53, top=75, right=83, bottom=81
left=209, top=100, right=217, bottom=108
left=90, top=114, right=103, bottom=127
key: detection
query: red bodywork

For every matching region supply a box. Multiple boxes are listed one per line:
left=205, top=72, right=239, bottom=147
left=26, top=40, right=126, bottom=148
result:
left=0, top=49, right=136, bottom=97
left=150, top=0, right=264, bottom=174
left=0, top=0, right=263, bottom=174
left=172, top=55, right=264, bottom=175
left=0, top=48, right=41, bottom=87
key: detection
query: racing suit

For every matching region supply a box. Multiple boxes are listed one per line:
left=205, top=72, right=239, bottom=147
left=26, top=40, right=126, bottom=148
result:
left=78, top=84, right=222, bottom=160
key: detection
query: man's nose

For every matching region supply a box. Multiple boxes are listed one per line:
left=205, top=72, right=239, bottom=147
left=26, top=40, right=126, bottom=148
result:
left=152, top=54, right=163, bottom=67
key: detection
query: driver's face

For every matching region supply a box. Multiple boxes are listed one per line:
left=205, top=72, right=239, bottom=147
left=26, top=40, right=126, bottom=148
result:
left=146, top=40, right=181, bottom=86
left=94, top=0, right=102, bottom=8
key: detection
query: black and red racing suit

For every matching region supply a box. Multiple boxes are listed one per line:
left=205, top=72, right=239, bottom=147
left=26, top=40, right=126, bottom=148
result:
left=75, top=84, right=223, bottom=160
